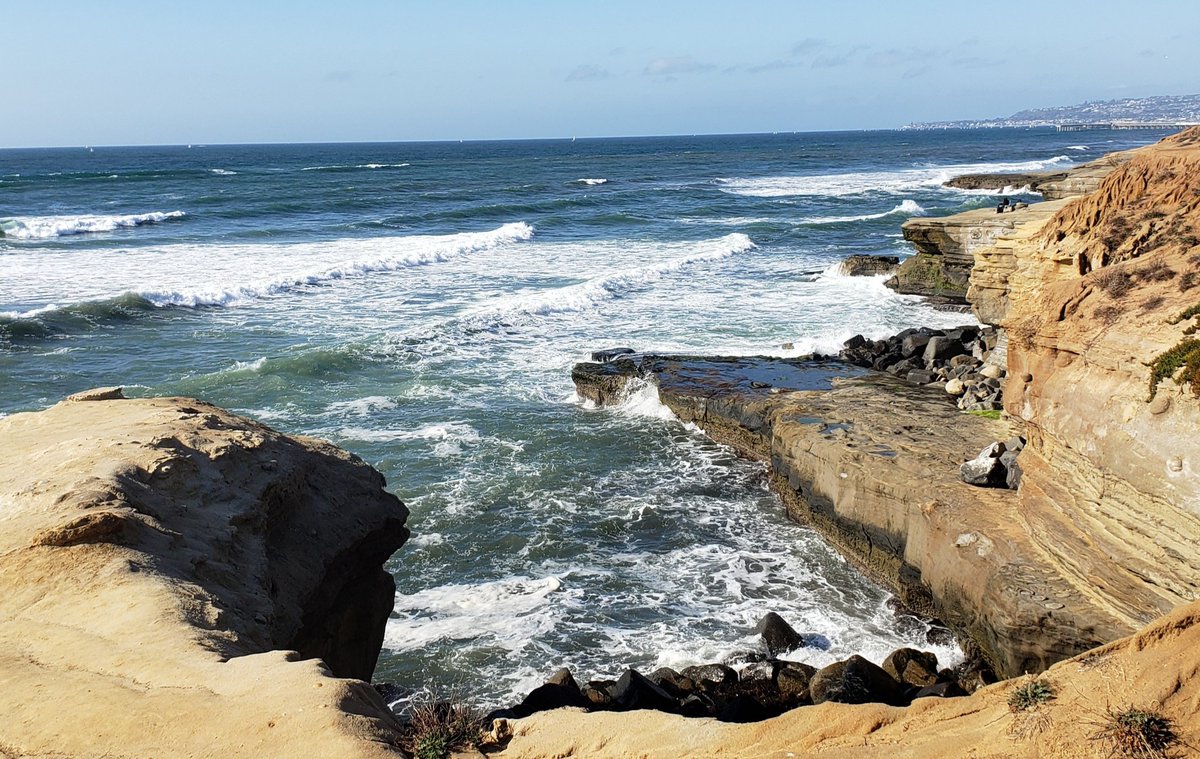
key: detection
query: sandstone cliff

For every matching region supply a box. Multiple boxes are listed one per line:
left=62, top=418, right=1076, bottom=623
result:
left=996, top=127, right=1200, bottom=633
left=0, top=389, right=409, bottom=758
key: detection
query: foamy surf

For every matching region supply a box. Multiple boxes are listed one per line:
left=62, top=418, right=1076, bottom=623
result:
left=718, top=155, right=1073, bottom=197
left=0, top=211, right=186, bottom=240
left=574, top=178, right=610, bottom=185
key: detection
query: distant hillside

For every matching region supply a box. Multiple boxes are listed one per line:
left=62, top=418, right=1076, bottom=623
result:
left=904, top=94, right=1200, bottom=130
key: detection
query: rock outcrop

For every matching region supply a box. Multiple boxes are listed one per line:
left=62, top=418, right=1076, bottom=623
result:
left=994, top=128, right=1200, bottom=631
left=886, top=203, right=1063, bottom=302
left=0, top=390, right=410, bottom=758
left=572, top=356, right=1120, bottom=677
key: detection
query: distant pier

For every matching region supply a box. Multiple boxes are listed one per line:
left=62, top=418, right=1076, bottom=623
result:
left=1056, top=122, right=1199, bottom=132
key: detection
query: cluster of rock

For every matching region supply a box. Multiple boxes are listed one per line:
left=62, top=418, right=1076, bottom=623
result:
left=837, top=325, right=1007, bottom=411
left=960, top=437, right=1026, bottom=489
left=837, top=254, right=900, bottom=276
left=492, top=613, right=987, bottom=725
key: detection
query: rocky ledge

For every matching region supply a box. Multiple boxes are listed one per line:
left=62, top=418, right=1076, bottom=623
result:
left=943, top=147, right=1138, bottom=200
left=0, top=389, right=410, bottom=758
left=885, top=201, right=1067, bottom=302
left=572, top=354, right=1121, bottom=677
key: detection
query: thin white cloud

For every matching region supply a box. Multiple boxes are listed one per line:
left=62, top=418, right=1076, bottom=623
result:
left=566, top=64, right=611, bottom=82
left=643, top=57, right=716, bottom=76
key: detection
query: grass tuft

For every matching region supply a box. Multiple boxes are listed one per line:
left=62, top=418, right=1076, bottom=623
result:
left=402, top=700, right=484, bottom=759
left=1090, top=705, right=1178, bottom=759
left=1008, top=680, right=1055, bottom=713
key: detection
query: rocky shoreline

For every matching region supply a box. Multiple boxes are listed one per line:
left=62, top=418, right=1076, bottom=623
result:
left=3, top=130, right=1200, bottom=758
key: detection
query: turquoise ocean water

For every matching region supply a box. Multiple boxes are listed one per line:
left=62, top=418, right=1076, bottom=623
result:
left=0, top=129, right=1171, bottom=705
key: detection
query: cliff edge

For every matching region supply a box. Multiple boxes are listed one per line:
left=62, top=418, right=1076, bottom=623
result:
left=0, top=390, right=409, bottom=758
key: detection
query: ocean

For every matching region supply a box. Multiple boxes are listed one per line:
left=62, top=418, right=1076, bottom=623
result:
left=0, top=128, right=1172, bottom=706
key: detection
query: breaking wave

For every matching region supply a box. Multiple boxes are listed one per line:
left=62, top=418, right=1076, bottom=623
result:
left=718, top=155, right=1073, bottom=197
left=0, top=211, right=186, bottom=240
left=798, top=199, right=927, bottom=225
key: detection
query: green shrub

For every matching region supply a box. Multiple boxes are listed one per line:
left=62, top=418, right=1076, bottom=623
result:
left=1090, top=706, right=1178, bottom=758
left=1147, top=339, right=1200, bottom=400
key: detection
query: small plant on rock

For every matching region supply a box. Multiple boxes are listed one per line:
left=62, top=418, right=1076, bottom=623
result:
left=1090, top=705, right=1178, bottom=759
left=1008, top=680, right=1055, bottom=712
left=402, top=700, right=484, bottom=759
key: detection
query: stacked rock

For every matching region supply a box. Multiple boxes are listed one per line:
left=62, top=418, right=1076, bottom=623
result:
left=489, top=612, right=984, bottom=724
left=838, top=326, right=1006, bottom=411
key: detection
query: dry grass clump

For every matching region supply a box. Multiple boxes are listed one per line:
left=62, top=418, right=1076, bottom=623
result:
left=1011, top=317, right=1043, bottom=351
left=1096, top=305, right=1124, bottom=325
left=1140, top=296, right=1166, bottom=313
left=1090, top=705, right=1179, bottom=759
left=1134, top=258, right=1177, bottom=283
left=1094, top=267, right=1134, bottom=298
left=1101, top=214, right=1134, bottom=253
left=1180, top=272, right=1198, bottom=292
left=401, top=700, right=484, bottom=759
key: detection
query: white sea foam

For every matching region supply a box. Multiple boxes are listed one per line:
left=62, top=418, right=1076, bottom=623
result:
left=226, top=357, right=266, bottom=372
left=719, top=155, right=1073, bottom=197
left=326, top=395, right=399, bottom=415
left=209, top=168, right=237, bottom=175
left=0, top=211, right=186, bottom=240
left=133, top=222, right=533, bottom=308
left=605, top=378, right=676, bottom=421
left=575, top=178, right=609, bottom=185
left=1067, top=145, right=1089, bottom=151
left=462, top=232, right=754, bottom=323
left=340, top=422, right=483, bottom=456
left=384, top=575, right=569, bottom=651
left=798, top=199, right=927, bottom=225
left=358, top=163, right=410, bottom=169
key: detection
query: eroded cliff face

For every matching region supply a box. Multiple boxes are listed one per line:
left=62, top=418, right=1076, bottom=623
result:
left=0, top=390, right=409, bottom=758
left=998, top=127, right=1200, bottom=631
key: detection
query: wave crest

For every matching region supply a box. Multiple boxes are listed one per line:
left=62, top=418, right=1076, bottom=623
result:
left=0, top=211, right=186, bottom=240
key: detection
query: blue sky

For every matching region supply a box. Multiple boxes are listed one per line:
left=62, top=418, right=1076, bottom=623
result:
left=4, top=0, right=1198, bottom=147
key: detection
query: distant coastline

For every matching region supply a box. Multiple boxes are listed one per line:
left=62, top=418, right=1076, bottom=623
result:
left=903, top=92, right=1200, bottom=131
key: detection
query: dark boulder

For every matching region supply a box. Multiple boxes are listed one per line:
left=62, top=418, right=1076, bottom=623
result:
left=776, top=661, right=817, bottom=704
left=506, top=682, right=591, bottom=718
left=959, top=442, right=1008, bottom=487
left=843, top=334, right=869, bottom=350
left=680, top=663, right=738, bottom=691
left=900, top=333, right=932, bottom=358
left=912, top=681, right=968, bottom=699
left=546, top=667, right=579, bottom=690
left=881, top=648, right=939, bottom=688
left=611, top=669, right=680, bottom=713
left=809, top=655, right=907, bottom=706
left=754, top=612, right=804, bottom=657
left=648, top=667, right=695, bottom=698
left=840, top=254, right=900, bottom=276
left=581, top=681, right=614, bottom=708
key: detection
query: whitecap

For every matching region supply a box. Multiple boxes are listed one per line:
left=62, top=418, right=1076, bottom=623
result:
left=326, top=395, right=399, bottom=415
left=209, top=168, right=237, bottom=176
left=574, top=178, right=609, bottom=185
left=798, top=199, right=927, bottom=225
left=718, top=155, right=1073, bottom=197
left=0, top=211, right=186, bottom=240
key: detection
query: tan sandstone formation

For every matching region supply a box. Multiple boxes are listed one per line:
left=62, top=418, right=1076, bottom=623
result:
left=996, top=127, right=1200, bottom=632
left=0, top=390, right=409, bottom=758
left=494, top=598, right=1200, bottom=758
left=888, top=203, right=1065, bottom=302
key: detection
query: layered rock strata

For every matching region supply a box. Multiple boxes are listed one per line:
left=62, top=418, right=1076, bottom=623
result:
left=0, top=390, right=410, bottom=758
left=572, top=356, right=1121, bottom=677
left=942, top=147, right=1137, bottom=200
left=886, top=203, right=1064, bottom=302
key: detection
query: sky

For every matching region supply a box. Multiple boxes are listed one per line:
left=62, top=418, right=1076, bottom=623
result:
left=4, top=0, right=1199, bottom=147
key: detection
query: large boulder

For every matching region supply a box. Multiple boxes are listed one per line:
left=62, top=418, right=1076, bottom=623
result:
left=754, top=612, right=805, bottom=657
left=881, top=648, right=940, bottom=688
left=809, top=655, right=907, bottom=706
left=610, top=669, right=680, bottom=713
